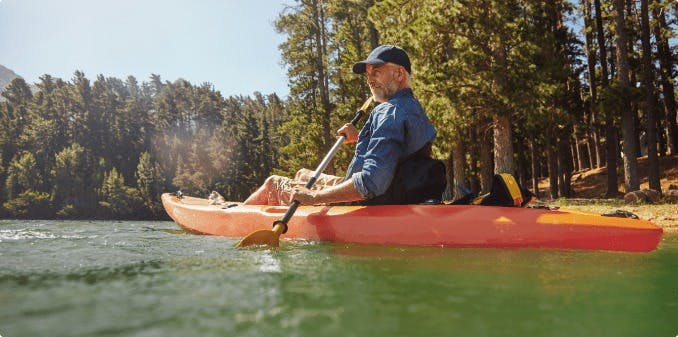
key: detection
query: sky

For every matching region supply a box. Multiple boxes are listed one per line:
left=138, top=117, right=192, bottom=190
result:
left=0, top=0, right=291, bottom=97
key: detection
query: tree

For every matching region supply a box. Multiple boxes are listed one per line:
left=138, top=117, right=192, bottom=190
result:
left=0, top=78, right=33, bottom=172
left=582, top=0, right=603, bottom=169
left=17, top=116, right=57, bottom=191
left=136, top=151, right=165, bottom=217
left=326, top=0, right=376, bottom=172
left=614, top=0, right=640, bottom=192
left=653, top=0, right=677, bottom=154
left=4, top=152, right=43, bottom=200
left=640, top=0, right=661, bottom=192
left=594, top=0, right=620, bottom=197
left=99, top=167, right=143, bottom=218
left=51, top=143, right=88, bottom=217
left=3, top=191, right=52, bottom=219
left=70, top=71, right=94, bottom=149
left=274, top=0, right=336, bottom=176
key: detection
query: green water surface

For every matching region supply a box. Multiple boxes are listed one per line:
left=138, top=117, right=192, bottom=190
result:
left=1, top=220, right=676, bottom=337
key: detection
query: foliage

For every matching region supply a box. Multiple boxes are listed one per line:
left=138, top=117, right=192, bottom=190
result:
left=0, top=74, right=286, bottom=219
left=3, top=190, right=52, bottom=219
left=99, top=167, right=143, bottom=218
left=135, top=151, right=165, bottom=217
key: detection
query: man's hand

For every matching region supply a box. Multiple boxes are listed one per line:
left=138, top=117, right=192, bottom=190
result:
left=289, top=179, right=363, bottom=206
left=337, top=123, right=359, bottom=144
left=290, top=186, right=316, bottom=205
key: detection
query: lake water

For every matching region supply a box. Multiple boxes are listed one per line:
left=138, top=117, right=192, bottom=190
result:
left=1, top=220, right=676, bottom=337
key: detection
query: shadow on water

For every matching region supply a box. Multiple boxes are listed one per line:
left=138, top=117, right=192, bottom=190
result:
left=1, top=260, right=166, bottom=288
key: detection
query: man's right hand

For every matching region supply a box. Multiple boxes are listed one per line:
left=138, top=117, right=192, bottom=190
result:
left=337, top=123, right=359, bottom=144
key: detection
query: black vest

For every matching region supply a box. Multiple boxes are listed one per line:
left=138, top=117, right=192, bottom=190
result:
left=362, top=142, right=446, bottom=205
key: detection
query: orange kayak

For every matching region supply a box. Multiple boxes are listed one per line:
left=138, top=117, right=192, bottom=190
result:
left=161, top=193, right=663, bottom=252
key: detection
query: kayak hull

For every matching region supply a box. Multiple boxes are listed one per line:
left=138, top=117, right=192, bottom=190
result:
left=161, top=193, right=663, bottom=252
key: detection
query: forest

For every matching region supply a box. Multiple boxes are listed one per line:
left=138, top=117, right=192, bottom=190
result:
left=0, top=0, right=676, bottom=219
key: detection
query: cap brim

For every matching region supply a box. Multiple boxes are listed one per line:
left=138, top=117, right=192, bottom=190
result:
left=352, top=59, right=385, bottom=74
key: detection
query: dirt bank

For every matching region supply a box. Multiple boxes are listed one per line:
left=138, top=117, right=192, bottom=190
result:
left=536, top=154, right=677, bottom=231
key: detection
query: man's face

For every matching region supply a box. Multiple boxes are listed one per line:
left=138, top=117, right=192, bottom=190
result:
left=365, top=63, right=401, bottom=102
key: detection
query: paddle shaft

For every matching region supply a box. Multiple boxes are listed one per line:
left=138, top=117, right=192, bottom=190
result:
left=275, top=110, right=364, bottom=230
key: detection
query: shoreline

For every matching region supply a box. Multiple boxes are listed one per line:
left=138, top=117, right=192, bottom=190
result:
left=552, top=202, right=677, bottom=232
left=4, top=200, right=675, bottom=232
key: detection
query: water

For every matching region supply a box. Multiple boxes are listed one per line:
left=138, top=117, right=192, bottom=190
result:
left=1, top=220, right=676, bottom=337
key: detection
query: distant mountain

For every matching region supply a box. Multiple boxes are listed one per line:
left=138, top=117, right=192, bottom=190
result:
left=0, top=65, right=41, bottom=102
left=0, top=64, right=22, bottom=101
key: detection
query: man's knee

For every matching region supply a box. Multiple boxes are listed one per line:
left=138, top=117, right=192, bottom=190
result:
left=264, top=175, right=279, bottom=188
left=295, top=168, right=312, bottom=181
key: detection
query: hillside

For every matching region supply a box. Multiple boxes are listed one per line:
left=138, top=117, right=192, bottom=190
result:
left=0, top=64, right=21, bottom=94
left=538, top=154, right=678, bottom=231
left=538, top=154, right=678, bottom=198
left=0, top=65, right=40, bottom=101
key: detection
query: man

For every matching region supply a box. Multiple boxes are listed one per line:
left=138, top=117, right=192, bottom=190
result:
left=244, top=44, right=441, bottom=206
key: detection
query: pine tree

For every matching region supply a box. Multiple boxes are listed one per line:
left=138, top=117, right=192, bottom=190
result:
left=640, top=0, right=661, bottom=192
left=99, top=167, right=142, bottom=218
left=614, top=0, right=640, bottom=192
left=4, top=151, right=43, bottom=200
left=274, top=0, right=336, bottom=176
left=136, top=151, right=165, bottom=217
left=51, top=143, right=88, bottom=217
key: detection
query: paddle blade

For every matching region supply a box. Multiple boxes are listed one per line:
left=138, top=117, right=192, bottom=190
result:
left=235, top=224, right=284, bottom=248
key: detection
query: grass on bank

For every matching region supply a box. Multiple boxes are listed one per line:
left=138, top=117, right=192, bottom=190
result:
left=547, top=198, right=677, bottom=232
left=530, top=155, right=677, bottom=231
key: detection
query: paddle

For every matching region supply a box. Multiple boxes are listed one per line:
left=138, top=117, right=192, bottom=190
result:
left=236, top=96, right=374, bottom=248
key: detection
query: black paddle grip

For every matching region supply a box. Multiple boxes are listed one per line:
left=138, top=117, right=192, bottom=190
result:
left=350, top=110, right=363, bottom=126
left=339, top=110, right=364, bottom=139
left=276, top=200, right=299, bottom=234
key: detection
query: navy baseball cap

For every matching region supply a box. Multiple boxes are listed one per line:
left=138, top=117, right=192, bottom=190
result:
left=352, top=45, right=411, bottom=74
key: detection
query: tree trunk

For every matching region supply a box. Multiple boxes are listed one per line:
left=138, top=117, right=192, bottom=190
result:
left=641, top=0, right=661, bottom=192
left=311, top=0, right=334, bottom=174
left=452, top=134, right=467, bottom=200
left=570, top=138, right=577, bottom=172
left=627, top=0, right=641, bottom=160
left=573, top=130, right=584, bottom=171
left=493, top=114, right=514, bottom=175
left=546, top=135, right=559, bottom=199
left=468, top=127, right=481, bottom=195
left=587, top=130, right=597, bottom=169
left=515, top=136, right=529, bottom=189
left=492, top=41, right=515, bottom=176
left=444, top=150, right=453, bottom=201
left=653, top=2, right=678, bottom=155
left=583, top=0, right=601, bottom=169
left=560, top=129, right=574, bottom=197
left=479, top=124, right=494, bottom=194
left=594, top=0, right=619, bottom=196
left=594, top=133, right=602, bottom=168
left=614, top=0, right=640, bottom=192
left=530, top=136, right=540, bottom=197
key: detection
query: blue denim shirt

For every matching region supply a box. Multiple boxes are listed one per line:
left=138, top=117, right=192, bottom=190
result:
left=345, top=88, right=436, bottom=199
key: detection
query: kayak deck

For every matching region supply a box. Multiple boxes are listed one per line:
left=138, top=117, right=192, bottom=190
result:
left=161, top=193, right=663, bottom=252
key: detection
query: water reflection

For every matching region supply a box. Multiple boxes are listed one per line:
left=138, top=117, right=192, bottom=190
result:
left=1, top=220, right=676, bottom=337
left=324, top=242, right=664, bottom=303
